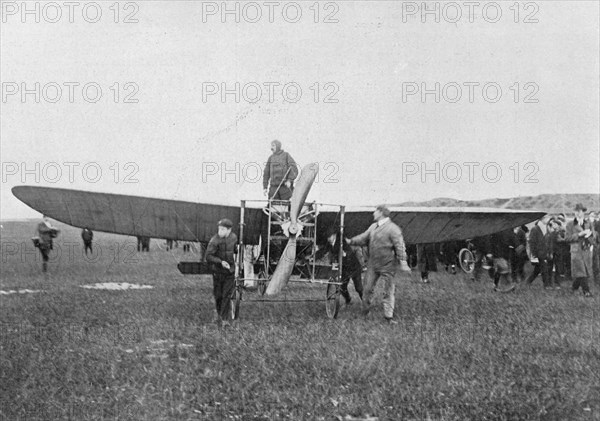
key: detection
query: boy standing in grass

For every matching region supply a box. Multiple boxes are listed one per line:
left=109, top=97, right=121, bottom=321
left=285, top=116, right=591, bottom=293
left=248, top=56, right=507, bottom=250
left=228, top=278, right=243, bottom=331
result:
left=206, top=218, right=238, bottom=325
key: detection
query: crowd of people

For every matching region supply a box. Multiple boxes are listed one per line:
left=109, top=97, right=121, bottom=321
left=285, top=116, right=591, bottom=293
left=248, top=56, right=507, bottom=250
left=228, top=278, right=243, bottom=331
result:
left=408, top=204, right=599, bottom=297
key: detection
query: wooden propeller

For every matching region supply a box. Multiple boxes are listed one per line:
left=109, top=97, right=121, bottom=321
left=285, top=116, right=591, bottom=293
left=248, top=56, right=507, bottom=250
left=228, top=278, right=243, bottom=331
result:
left=266, top=163, right=319, bottom=295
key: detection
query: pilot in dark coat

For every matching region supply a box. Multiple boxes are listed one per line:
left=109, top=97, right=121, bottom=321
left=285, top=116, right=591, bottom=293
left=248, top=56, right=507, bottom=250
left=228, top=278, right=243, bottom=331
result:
left=262, top=140, right=298, bottom=200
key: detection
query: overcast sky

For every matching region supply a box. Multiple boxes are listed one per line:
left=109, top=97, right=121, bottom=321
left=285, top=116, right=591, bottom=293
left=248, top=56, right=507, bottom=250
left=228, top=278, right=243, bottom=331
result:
left=1, top=1, right=599, bottom=219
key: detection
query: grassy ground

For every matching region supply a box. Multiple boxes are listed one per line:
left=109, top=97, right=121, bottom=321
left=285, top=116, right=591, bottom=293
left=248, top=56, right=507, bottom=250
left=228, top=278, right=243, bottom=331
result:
left=1, top=221, right=599, bottom=420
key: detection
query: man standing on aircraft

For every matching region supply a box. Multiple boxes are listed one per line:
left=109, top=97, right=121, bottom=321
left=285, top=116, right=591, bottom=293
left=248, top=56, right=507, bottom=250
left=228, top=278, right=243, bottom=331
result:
left=566, top=204, right=594, bottom=297
left=206, top=218, right=238, bottom=325
left=81, top=228, right=93, bottom=256
left=262, top=140, right=299, bottom=200
left=346, top=205, right=411, bottom=323
left=34, top=215, right=59, bottom=272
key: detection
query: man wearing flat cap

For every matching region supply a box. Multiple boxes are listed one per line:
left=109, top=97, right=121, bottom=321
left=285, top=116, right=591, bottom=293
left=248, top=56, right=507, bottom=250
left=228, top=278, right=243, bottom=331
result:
left=206, top=218, right=238, bottom=324
left=565, top=203, right=595, bottom=296
left=346, top=205, right=411, bottom=323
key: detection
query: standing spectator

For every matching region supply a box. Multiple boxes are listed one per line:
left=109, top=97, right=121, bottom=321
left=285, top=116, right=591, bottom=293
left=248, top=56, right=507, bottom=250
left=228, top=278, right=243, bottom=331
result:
left=34, top=216, right=59, bottom=272
left=81, top=228, right=93, bottom=256
left=565, top=204, right=594, bottom=297
left=589, top=211, right=600, bottom=285
left=439, top=241, right=459, bottom=274
left=206, top=218, right=238, bottom=325
left=512, top=225, right=529, bottom=283
left=554, top=217, right=568, bottom=280
left=490, top=229, right=515, bottom=291
left=545, top=218, right=562, bottom=289
left=525, top=216, right=550, bottom=288
left=347, top=205, right=411, bottom=323
left=557, top=213, right=571, bottom=278
left=470, top=235, right=492, bottom=282
left=417, top=243, right=437, bottom=283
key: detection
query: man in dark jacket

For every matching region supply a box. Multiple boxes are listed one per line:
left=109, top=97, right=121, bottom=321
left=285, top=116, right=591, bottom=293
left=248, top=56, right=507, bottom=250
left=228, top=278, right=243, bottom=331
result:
left=525, top=216, right=550, bottom=287
left=545, top=218, right=563, bottom=289
left=81, top=228, right=93, bottom=256
left=417, top=243, right=437, bottom=283
left=316, top=228, right=363, bottom=305
left=263, top=140, right=299, bottom=200
left=439, top=241, right=459, bottom=274
left=555, top=215, right=570, bottom=280
left=512, top=225, right=528, bottom=283
left=490, top=229, right=514, bottom=291
left=205, top=218, right=238, bottom=324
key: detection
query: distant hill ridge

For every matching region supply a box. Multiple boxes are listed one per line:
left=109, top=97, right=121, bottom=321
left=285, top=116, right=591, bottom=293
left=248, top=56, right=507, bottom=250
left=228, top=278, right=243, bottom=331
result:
left=394, top=193, right=600, bottom=214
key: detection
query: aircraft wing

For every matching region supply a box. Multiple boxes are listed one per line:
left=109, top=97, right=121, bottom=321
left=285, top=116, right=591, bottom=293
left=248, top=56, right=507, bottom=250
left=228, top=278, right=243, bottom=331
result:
left=11, top=185, right=266, bottom=243
left=13, top=186, right=545, bottom=245
left=318, top=206, right=546, bottom=244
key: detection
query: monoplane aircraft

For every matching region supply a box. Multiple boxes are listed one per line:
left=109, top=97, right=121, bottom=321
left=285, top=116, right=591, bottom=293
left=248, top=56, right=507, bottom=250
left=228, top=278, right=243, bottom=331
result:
left=12, top=163, right=545, bottom=318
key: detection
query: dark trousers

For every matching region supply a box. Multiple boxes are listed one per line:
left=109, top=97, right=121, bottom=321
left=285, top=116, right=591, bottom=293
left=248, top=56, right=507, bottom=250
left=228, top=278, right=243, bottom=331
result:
left=546, top=258, right=561, bottom=286
left=268, top=184, right=293, bottom=200
left=340, top=269, right=363, bottom=303
left=38, top=245, right=50, bottom=271
left=494, top=272, right=511, bottom=287
left=572, top=276, right=590, bottom=293
left=511, top=252, right=527, bottom=282
left=593, top=247, right=600, bottom=284
left=213, top=272, right=235, bottom=321
left=525, top=260, right=549, bottom=286
left=84, top=241, right=93, bottom=255
left=554, top=249, right=566, bottom=277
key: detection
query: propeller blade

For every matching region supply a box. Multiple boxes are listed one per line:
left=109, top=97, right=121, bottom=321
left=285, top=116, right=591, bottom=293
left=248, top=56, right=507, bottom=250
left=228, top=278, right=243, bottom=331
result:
left=265, top=237, right=296, bottom=295
left=288, top=163, right=319, bottom=235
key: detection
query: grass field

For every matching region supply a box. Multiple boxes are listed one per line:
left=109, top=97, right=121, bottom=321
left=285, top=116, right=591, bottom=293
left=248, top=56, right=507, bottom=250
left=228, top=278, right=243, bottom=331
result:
left=1, top=221, right=599, bottom=420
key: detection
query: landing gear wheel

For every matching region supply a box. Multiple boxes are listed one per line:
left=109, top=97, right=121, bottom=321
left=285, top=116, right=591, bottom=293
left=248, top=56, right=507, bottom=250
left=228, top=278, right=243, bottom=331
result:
left=459, top=248, right=475, bottom=274
left=326, top=282, right=341, bottom=319
left=231, top=286, right=241, bottom=320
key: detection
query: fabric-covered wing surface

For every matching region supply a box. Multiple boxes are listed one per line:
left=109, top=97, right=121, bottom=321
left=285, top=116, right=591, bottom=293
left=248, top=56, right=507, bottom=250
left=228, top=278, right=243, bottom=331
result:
left=12, top=186, right=265, bottom=243
left=318, top=207, right=546, bottom=244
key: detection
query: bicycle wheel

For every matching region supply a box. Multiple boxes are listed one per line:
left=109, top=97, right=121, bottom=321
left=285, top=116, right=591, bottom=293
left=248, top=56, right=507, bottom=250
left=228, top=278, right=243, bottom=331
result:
left=325, top=281, right=341, bottom=319
left=459, top=248, right=475, bottom=273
